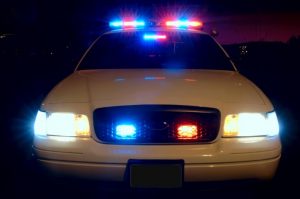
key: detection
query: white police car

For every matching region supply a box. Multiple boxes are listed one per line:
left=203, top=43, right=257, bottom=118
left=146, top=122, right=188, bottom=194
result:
left=33, top=19, right=281, bottom=188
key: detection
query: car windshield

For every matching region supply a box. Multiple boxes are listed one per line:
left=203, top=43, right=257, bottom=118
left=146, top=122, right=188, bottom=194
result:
left=78, top=30, right=234, bottom=70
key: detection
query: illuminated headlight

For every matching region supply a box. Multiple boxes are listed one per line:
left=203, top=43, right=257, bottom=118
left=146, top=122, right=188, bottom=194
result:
left=223, top=112, right=279, bottom=137
left=34, top=111, right=90, bottom=137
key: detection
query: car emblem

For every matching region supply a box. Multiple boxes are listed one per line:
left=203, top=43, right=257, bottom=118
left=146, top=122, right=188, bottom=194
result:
left=144, top=121, right=169, bottom=131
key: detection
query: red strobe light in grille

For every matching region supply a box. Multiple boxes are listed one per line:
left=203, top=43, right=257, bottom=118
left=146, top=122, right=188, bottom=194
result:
left=177, top=124, right=198, bottom=140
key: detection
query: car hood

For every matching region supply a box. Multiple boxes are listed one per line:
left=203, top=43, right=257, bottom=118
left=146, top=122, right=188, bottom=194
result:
left=43, top=69, right=272, bottom=112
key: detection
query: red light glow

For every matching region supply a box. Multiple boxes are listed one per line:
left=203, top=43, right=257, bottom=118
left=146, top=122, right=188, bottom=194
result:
left=165, top=20, right=203, bottom=28
left=109, top=20, right=145, bottom=28
left=124, top=21, right=136, bottom=26
left=177, top=125, right=198, bottom=140
left=189, top=21, right=203, bottom=27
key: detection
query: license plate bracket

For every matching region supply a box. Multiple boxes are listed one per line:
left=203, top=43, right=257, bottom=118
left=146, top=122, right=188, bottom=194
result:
left=128, top=159, right=184, bottom=188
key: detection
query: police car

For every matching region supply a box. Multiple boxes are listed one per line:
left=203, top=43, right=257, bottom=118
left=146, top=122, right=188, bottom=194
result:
left=33, top=19, right=281, bottom=188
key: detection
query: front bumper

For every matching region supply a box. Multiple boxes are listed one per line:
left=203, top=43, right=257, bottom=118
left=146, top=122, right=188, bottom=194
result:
left=36, top=156, right=280, bottom=181
left=33, top=135, right=281, bottom=181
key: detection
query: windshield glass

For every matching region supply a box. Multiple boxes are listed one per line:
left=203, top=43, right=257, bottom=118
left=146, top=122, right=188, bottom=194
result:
left=78, top=31, right=234, bottom=70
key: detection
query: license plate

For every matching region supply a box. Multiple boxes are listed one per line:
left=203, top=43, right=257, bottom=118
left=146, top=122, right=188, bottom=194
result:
left=129, top=160, right=183, bottom=188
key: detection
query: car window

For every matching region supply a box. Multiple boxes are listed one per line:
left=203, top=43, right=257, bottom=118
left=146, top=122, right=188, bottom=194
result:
left=78, top=31, right=234, bottom=70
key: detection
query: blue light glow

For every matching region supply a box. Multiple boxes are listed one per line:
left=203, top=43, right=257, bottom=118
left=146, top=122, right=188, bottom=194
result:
left=116, top=124, right=137, bottom=139
left=109, top=20, right=145, bottom=28
left=176, top=20, right=189, bottom=27
left=166, top=20, right=203, bottom=28
left=144, top=76, right=166, bottom=80
left=143, top=34, right=167, bottom=40
left=144, top=76, right=156, bottom=80
left=109, top=21, right=123, bottom=27
left=114, top=78, right=125, bottom=82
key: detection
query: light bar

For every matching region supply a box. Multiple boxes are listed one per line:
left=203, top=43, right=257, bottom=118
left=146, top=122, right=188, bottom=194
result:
left=109, top=20, right=145, bottom=28
left=144, top=76, right=166, bottom=80
left=166, top=20, right=203, bottom=28
left=115, top=124, right=137, bottom=139
left=143, top=34, right=167, bottom=40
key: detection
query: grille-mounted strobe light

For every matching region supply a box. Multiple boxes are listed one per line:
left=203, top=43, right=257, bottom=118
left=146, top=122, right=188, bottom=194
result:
left=115, top=124, right=137, bottom=140
left=177, top=124, right=198, bottom=140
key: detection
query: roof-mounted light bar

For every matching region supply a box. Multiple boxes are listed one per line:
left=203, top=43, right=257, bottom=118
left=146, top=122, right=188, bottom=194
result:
left=109, top=20, right=145, bottom=28
left=109, top=19, right=203, bottom=29
left=165, top=20, right=203, bottom=28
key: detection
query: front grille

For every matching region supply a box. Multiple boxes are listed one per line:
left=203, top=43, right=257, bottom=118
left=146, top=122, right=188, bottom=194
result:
left=93, top=105, right=220, bottom=144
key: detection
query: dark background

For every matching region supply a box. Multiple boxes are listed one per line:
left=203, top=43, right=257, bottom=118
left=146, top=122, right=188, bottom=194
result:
left=1, top=0, right=300, bottom=198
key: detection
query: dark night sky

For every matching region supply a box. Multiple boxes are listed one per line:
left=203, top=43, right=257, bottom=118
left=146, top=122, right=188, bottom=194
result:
left=1, top=0, right=300, bottom=44
left=1, top=2, right=300, bottom=199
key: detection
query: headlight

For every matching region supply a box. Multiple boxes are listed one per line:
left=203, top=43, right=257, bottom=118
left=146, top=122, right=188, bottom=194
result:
left=34, top=111, right=90, bottom=137
left=223, top=111, right=279, bottom=137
